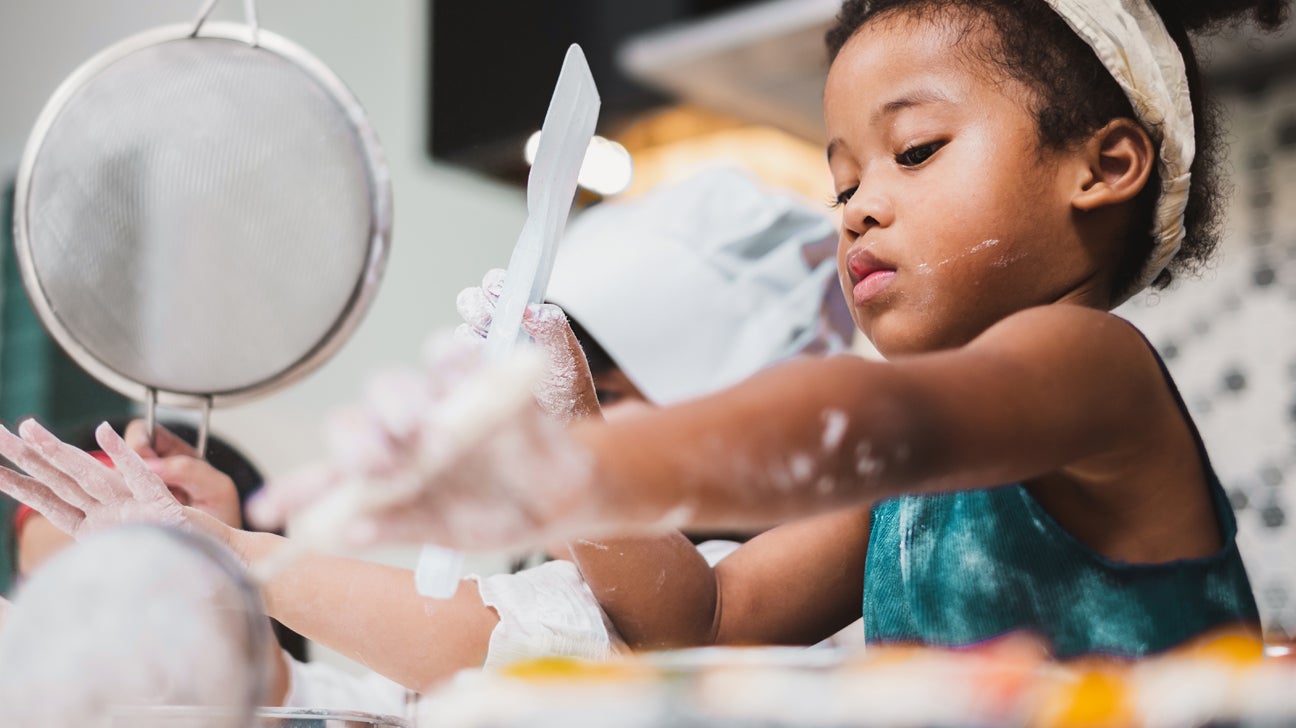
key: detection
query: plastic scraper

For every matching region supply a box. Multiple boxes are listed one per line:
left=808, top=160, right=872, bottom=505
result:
left=415, top=44, right=601, bottom=598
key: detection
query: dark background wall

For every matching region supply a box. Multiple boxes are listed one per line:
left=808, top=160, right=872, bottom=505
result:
left=428, top=0, right=760, bottom=182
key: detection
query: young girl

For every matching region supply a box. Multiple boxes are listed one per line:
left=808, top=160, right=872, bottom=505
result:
left=251, top=0, right=1285, bottom=658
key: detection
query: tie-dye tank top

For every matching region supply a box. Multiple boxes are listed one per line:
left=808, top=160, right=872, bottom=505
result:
left=863, top=342, right=1260, bottom=659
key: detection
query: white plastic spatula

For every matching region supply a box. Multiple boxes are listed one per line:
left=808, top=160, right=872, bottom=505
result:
left=415, top=44, right=601, bottom=598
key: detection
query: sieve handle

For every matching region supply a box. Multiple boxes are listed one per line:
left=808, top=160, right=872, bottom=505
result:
left=191, top=0, right=261, bottom=47
left=142, top=390, right=211, bottom=459
left=195, top=397, right=212, bottom=459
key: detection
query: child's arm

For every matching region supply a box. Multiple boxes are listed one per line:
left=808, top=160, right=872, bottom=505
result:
left=0, top=423, right=503, bottom=692
left=579, top=306, right=1181, bottom=532
left=569, top=507, right=870, bottom=650
left=230, top=529, right=497, bottom=691
left=254, top=305, right=1190, bottom=559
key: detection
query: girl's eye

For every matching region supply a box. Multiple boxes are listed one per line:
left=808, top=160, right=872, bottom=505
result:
left=896, top=142, right=943, bottom=167
left=829, top=186, right=858, bottom=209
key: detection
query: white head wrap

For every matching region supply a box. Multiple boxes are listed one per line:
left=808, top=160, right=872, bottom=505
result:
left=547, top=166, right=852, bottom=405
left=1041, top=0, right=1195, bottom=302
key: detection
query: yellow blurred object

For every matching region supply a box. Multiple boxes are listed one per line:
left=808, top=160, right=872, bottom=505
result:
left=500, top=656, right=647, bottom=683
left=1179, top=630, right=1266, bottom=664
left=1044, top=669, right=1136, bottom=728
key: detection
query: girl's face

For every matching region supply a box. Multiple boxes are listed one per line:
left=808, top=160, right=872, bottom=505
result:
left=825, top=12, right=1108, bottom=358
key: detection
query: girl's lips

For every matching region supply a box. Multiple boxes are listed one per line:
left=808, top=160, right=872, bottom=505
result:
left=853, top=269, right=896, bottom=305
left=846, top=247, right=897, bottom=305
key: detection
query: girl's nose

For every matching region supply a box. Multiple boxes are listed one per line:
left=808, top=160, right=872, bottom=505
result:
left=843, top=188, right=895, bottom=235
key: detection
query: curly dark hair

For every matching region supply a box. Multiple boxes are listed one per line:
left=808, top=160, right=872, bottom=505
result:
left=826, top=0, right=1291, bottom=298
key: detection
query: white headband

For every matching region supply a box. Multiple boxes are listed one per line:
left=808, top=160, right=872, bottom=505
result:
left=1041, top=0, right=1195, bottom=302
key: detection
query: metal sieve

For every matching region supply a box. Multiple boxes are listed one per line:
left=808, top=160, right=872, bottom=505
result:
left=12, top=0, right=391, bottom=455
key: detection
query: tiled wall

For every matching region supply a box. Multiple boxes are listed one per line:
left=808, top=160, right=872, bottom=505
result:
left=1119, top=68, right=1296, bottom=643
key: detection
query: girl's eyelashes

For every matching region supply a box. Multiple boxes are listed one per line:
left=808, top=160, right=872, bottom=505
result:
left=829, top=186, right=858, bottom=209
left=827, top=140, right=946, bottom=208
left=896, top=140, right=945, bottom=167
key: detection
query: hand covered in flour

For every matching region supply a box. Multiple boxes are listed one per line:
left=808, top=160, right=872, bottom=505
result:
left=456, top=268, right=600, bottom=424
left=123, top=421, right=243, bottom=528
left=250, top=335, right=601, bottom=552
left=0, top=420, right=227, bottom=542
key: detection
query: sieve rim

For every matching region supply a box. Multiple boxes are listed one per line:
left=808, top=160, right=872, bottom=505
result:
left=12, top=22, right=392, bottom=409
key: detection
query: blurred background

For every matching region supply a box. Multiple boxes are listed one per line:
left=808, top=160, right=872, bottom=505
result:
left=0, top=0, right=1292, bottom=670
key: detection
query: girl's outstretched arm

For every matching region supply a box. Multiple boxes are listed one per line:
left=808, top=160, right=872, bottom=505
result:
left=580, top=305, right=1188, bottom=536
left=255, top=305, right=1197, bottom=562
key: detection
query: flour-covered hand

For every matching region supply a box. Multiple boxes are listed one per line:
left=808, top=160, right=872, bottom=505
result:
left=120, top=421, right=243, bottom=528
left=0, top=421, right=224, bottom=542
left=251, top=335, right=603, bottom=552
left=456, top=268, right=600, bottom=424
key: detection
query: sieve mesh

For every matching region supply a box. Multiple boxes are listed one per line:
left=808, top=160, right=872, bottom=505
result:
left=18, top=28, right=384, bottom=398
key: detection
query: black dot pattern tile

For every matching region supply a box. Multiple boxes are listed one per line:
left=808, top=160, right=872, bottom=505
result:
left=1278, top=116, right=1296, bottom=148
left=1223, top=369, right=1248, bottom=393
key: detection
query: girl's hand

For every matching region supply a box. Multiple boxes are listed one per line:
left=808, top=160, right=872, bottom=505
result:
left=455, top=268, right=600, bottom=424
left=0, top=420, right=230, bottom=547
left=122, top=420, right=243, bottom=528
left=250, top=336, right=601, bottom=551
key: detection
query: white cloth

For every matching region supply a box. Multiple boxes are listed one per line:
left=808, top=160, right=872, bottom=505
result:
left=1041, top=0, right=1194, bottom=300
left=469, top=559, right=626, bottom=669
left=282, top=655, right=411, bottom=716
left=546, top=166, right=849, bottom=405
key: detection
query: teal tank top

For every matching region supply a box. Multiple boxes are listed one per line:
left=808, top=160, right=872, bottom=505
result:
left=863, top=345, right=1260, bottom=659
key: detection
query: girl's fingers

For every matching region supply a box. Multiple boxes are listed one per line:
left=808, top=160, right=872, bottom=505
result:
left=150, top=456, right=233, bottom=500
left=0, top=464, right=85, bottom=535
left=481, top=268, right=506, bottom=300
left=2, top=423, right=101, bottom=510
left=456, top=286, right=493, bottom=335
left=122, top=419, right=158, bottom=458
left=20, top=419, right=129, bottom=503
left=523, top=303, right=588, bottom=371
left=124, top=420, right=196, bottom=460
left=523, top=304, right=601, bottom=422
left=453, top=323, right=486, bottom=347
left=95, top=423, right=171, bottom=503
left=521, top=303, right=568, bottom=345
left=150, top=423, right=196, bottom=458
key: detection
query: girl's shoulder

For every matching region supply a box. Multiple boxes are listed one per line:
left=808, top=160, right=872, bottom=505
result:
left=970, top=304, right=1159, bottom=379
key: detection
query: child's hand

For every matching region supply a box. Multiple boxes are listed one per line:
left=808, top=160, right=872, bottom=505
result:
left=120, top=421, right=244, bottom=528
left=120, top=420, right=243, bottom=528
left=148, top=453, right=244, bottom=529
left=456, top=268, right=600, bottom=424
left=0, top=420, right=225, bottom=543
left=250, top=335, right=600, bottom=551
